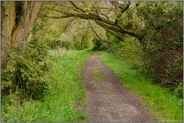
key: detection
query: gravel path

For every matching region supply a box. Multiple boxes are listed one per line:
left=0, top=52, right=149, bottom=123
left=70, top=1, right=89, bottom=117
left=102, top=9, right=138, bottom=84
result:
left=82, top=53, right=153, bottom=122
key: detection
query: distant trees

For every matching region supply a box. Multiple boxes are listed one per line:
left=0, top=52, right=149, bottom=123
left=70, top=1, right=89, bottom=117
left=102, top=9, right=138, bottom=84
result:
left=41, top=1, right=183, bottom=90
left=35, top=4, right=108, bottom=50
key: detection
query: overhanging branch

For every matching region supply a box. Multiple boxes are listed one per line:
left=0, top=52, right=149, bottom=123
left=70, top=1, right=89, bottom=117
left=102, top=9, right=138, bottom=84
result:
left=88, top=21, right=105, bottom=42
left=42, top=3, right=144, bottom=41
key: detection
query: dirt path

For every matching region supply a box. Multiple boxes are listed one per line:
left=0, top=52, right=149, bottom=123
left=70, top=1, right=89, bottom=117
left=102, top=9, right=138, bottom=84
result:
left=82, top=54, right=153, bottom=122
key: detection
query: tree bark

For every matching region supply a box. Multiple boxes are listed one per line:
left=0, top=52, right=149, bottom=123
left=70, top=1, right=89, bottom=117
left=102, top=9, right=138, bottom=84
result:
left=1, top=1, right=42, bottom=67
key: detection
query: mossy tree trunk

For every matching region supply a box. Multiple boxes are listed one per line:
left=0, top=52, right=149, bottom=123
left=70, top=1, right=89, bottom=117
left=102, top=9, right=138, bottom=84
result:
left=1, top=1, right=42, bottom=68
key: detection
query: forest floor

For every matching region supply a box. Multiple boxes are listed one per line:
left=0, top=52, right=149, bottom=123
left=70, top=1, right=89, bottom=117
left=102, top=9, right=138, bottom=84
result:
left=82, top=53, right=153, bottom=122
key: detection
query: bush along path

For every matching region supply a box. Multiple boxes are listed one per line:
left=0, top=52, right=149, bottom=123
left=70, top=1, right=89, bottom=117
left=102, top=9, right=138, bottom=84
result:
left=82, top=53, right=153, bottom=122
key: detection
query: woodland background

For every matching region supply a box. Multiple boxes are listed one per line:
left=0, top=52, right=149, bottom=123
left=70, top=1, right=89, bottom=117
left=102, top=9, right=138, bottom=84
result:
left=1, top=1, right=183, bottom=122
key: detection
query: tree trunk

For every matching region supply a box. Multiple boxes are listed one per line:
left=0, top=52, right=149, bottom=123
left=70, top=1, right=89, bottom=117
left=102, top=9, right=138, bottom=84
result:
left=1, top=1, right=42, bottom=68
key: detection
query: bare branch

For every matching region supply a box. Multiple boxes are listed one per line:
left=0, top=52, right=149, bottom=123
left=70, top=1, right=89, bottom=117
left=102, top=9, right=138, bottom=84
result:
left=119, top=1, right=131, bottom=13
left=63, top=17, right=76, bottom=31
left=88, top=21, right=105, bottom=42
left=69, top=1, right=85, bottom=13
left=40, top=14, right=71, bottom=19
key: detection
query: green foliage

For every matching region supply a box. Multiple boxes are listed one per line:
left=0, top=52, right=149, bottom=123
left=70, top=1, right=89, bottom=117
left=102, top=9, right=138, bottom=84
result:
left=93, top=36, right=111, bottom=51
left=100, top=51, right=183, bottom=122
left=47, top=29, right=94, bottom=50
left=48, top=40, right=63, bottom=49
left=63, top=40, right=74, bottom=50
left=2, top=38, right=51, bottom=101
left=73, top=39, right=82, bottom=50
left=92, top=39, right=103, bottom=51
left=82, top=31, right=94, bottom=49
left=107, top=34, right=143, bottom=64
left=2, top=50, right=90, bottom=122
left=35, top=7, right=95, bottom=51
left=137, top=2, right=183, bottom=87
left=174, top=83, right=183, bottom=99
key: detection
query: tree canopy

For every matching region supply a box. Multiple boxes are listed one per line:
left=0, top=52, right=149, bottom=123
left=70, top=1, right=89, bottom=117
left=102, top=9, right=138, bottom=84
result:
left=1, top=0, right=183, bottom=105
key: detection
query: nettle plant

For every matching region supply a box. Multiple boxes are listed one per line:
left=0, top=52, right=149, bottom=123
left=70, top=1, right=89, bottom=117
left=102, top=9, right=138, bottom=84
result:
left=2, top=38, right=52, bottom=103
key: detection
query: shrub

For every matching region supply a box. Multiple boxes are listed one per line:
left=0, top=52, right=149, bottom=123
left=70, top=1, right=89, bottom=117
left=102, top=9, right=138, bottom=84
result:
left=2, top=38, right=52, bottom=102
left=138, top=2, right=183, bottom=87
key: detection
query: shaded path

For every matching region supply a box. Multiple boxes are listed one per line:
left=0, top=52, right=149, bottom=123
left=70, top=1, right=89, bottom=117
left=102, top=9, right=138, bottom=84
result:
left=82, top=53, right=153, bottom=122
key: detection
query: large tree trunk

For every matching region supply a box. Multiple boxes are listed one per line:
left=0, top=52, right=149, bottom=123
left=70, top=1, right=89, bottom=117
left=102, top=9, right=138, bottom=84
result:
left=1, top=1, right=42, bottom=67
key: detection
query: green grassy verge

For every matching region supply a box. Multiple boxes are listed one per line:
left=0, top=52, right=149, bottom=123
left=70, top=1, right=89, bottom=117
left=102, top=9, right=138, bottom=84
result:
left=2, top=50, right=90, bottom=122
left=93, top=68, right=105, bottom=82
left=99, top=51, right=183, bottom=122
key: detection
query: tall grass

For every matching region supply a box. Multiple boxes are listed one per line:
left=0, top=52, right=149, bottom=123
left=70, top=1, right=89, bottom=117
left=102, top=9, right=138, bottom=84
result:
left=99, top=51, right=183, bottom=122
left=2, top=50, right=90, bottom=122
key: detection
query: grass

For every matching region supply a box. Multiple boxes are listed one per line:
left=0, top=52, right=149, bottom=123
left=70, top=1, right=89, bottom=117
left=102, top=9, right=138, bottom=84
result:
left=2, top=50, right=90, bottom=122
left=93, top=68, right=105, bottom=82
left=99, top=51, right=183, bottom=122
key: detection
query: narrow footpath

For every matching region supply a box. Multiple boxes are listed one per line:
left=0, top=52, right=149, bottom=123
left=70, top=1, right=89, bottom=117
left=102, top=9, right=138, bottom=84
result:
left=82, top=53, right=153, bottom=122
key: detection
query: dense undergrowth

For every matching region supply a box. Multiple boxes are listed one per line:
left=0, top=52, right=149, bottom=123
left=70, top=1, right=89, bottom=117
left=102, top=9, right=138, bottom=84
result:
left=2, top=38, right=51, bottom=101
left=99, top=51, right=183, bottom=122
left=2, top=50, right=90, bottom=122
